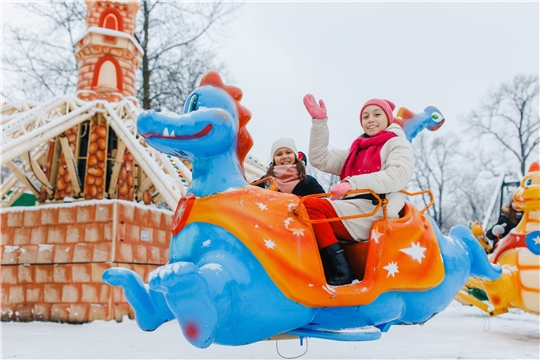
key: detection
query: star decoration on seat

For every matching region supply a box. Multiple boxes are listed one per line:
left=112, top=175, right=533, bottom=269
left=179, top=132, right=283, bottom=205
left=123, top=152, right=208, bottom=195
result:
left=264, top=239, right=275, bottom=249
left=284, top=217, right=293, bottom=228
left=525, top=231, right=540, bottom=255
left=400, top=242, right=427, bottom=263
left=371, top=229, right=384, bottom=243
left=256, top=202, right=268, bottom=211
left=289, top=228, right=305, bottom=236
left=383, top=261, right=399, bottom=277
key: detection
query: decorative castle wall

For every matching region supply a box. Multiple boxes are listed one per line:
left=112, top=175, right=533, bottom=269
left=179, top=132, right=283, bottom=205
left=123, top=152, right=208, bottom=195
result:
left=85, top=0, right=139, bottom=36
left=74, top=0, right=142, bottom=102
left=0, top=0, right=175, bottom=325
left=1, top=200, right=172, bottom=323
left=74, top=35, right=141, bottom=100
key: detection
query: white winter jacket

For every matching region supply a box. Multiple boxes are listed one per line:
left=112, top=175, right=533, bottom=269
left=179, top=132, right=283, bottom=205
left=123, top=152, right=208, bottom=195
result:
left=308, top=120, right=415, bottom=241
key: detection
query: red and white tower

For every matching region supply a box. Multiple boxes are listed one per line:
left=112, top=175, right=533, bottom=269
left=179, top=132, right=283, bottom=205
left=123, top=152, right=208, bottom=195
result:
left=74, top=0, right=142, bottom=103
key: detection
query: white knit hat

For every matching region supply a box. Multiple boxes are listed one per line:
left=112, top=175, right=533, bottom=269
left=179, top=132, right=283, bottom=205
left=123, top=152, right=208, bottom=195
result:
left=270, top=137, right=298, bottom=159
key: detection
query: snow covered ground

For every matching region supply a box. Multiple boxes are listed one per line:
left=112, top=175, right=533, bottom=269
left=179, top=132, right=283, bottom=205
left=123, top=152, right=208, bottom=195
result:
left=2, top=301, right=538, bottom=359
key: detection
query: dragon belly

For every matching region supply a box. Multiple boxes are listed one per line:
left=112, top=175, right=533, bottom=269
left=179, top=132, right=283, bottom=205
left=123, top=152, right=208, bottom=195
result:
left=496, top=248, right=540, bottom=314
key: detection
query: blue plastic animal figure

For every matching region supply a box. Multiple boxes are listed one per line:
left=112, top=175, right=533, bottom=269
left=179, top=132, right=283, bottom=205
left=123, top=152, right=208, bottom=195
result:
left=395, top=106, right=445, bottom=142
left=103, top=71, right=500, bottom=348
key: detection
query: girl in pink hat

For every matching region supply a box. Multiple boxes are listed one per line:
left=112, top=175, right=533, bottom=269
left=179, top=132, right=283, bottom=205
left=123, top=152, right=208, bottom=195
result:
left=302, top=95, right=415, bottom=286
left=254, top=137, right=325, bottom=196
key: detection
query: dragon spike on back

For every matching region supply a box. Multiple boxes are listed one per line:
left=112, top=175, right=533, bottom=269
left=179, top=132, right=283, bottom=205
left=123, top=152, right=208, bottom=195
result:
left=199, top=71, right=254, bottom=177
left=528, top=161, right=539, bottom=173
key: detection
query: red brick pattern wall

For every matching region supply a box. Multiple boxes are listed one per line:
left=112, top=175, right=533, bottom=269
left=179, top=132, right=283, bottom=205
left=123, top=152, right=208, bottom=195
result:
left=76, top=48, right=139, bottom=99
left=1, top=201, right=172, bottom=323
left=86, top=1, right=138, bottom=36
left=0, top=263, right=158, bottom=323
left=75, top=0, right=141, bottom=101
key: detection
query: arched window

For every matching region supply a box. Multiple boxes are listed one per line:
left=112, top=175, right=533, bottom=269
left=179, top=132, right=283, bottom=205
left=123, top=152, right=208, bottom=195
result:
left=103, top=13, right=118, bottom=31
left=99, top=9, right=123, bottom=32
left=97, top=61, right=117, bottom=88
left=92, top=56, right=123, bottom=92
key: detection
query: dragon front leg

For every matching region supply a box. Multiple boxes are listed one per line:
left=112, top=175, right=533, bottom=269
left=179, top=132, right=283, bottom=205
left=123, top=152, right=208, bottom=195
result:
left=102, top=267, right=175, bottom=331
left=149, top=262, right=218, bottom=349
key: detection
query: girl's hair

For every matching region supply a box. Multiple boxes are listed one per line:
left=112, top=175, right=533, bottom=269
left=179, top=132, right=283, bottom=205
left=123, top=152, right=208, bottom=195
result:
left=265, top=154, right=307, bottom=182
left=503, top=202, right=523, bottom=225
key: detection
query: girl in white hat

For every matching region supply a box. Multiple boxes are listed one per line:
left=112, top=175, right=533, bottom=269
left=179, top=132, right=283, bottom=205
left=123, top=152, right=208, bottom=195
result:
left=254, top=137, right=325, bottom=196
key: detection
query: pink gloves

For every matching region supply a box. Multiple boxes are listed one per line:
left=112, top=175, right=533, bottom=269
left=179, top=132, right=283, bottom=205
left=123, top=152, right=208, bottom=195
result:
left=330, top=181, right=351, bottom=200
left=303, top=94, right=327, bottom=120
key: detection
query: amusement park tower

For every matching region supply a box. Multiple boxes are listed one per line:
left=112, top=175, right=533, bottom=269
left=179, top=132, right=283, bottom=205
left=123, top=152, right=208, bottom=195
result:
left=1, top=0, right=266, bottom=324
left=0, top=0, right=175, bottom=324
left=75, top=0, right=142, bottom=103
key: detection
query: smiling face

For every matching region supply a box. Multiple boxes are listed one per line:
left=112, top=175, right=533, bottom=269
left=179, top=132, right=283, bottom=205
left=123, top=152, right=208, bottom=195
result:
left=274, top=147, right=297, bottom=166
left=361, top=105, right=389, bottom=136
left=511, top=201, right=522, bottom=212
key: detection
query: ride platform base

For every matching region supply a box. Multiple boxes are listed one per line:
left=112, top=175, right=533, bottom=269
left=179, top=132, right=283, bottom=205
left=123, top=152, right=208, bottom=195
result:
left=284, top=326, right=382, bottom=342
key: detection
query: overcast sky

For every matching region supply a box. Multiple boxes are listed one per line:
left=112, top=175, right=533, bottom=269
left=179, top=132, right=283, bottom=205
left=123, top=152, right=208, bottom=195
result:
left=215, top=1, right=539, bottom=164
left=2, top=1, right=538, bottom=166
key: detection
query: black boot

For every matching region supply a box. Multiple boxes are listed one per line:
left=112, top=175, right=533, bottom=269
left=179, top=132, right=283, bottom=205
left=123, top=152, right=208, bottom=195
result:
left=319, top=242, right=356, bottom=286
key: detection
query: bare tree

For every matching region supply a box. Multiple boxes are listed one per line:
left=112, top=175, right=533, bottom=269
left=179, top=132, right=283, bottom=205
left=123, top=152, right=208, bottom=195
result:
left=2, top=0, right=240, bottom=110
left=453, top=167, right=494, bottom=224
left=136, top=0, right=240, bottom=110
left=461, top=74, right=539, bottom=176
left=409, top=133, right=463, bottom=232
left=2, top=2, right=86, bottom=101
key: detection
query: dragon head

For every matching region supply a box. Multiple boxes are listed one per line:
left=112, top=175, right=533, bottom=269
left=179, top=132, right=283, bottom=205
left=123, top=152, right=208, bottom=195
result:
left=137, top=71, right=253, bottom=170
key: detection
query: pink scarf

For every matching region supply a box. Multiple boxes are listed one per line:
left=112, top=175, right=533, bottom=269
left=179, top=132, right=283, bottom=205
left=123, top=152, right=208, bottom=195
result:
left=340, top=130, right=397, bottom=180
left=273, top=165, right=301, bottom=194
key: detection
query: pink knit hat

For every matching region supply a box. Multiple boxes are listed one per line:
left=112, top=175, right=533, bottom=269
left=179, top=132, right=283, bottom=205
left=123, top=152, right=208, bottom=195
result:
left=360, top=99, right=396, bottom=126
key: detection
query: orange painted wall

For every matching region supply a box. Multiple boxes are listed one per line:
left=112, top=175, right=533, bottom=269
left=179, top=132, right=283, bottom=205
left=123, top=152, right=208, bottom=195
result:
left=1, top=201, right=171, bottom=323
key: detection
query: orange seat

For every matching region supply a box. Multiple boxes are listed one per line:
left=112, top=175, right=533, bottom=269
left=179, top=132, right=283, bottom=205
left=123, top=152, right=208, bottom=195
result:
left=183, top=187, right=445, bottom=307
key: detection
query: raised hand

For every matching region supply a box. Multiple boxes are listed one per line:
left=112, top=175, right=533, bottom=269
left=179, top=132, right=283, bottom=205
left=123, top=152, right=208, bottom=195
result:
left=303, top=94, right=327, bottom=120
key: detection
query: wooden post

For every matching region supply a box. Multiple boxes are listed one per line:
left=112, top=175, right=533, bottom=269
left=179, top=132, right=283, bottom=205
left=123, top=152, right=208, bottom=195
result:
left=59, top=136, right=82, bottom=196
left=108, top=140, right=126, bottom=197
left=22, top=151, right=54, bottom=196
left=5, top=162, right=40, bottom=197
left=136, top=176, right=152, bottom=200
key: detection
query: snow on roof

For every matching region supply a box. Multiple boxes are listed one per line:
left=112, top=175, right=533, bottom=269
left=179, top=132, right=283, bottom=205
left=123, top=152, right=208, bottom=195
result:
left=88, top=0, right=139, bottom=3
left=0, top=198, right=173, bottom=215
left=74, top=26, right=144, bottom=55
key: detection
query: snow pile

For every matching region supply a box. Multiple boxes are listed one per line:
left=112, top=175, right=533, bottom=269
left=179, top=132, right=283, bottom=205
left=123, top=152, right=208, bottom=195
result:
left=2, top=301, right=538, bottom=359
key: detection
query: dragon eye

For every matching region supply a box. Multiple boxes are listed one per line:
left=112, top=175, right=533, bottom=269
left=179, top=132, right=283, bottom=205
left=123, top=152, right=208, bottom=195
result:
left=431, top=112, right=442, bottom=123
left=187, top=94, right=199, bottom=113
left=524, top=178, right=532, bottom=186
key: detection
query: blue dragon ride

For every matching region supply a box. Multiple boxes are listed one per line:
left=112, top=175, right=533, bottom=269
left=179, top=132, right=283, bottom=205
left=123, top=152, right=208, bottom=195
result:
left=103, top=71, right=501, bottom=348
